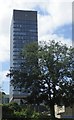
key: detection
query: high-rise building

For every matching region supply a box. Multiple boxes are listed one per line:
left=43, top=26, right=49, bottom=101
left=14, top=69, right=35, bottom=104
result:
left=10, top=10, right=38, bottom=103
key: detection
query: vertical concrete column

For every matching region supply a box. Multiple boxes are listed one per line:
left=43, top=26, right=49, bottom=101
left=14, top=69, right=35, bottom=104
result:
left=72, top=2, right=74, bottom=47
left=0, top=92, right=2, bottom=120
left=72, top=2, right=74, bottom=118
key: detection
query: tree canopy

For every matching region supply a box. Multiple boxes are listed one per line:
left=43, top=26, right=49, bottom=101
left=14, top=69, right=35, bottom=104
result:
left=7, top=40, right=74, bottom=119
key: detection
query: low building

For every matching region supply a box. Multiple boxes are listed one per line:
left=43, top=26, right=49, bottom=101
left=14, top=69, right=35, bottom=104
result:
left=2, top=92, right=9, bottom=104
left=60, top=105, right=74, bottom=118
left=0, top=91, right=9, bottom=104
left=55, top=104, right=74, bottom=118
left=55, top=105, right=65, bottom=118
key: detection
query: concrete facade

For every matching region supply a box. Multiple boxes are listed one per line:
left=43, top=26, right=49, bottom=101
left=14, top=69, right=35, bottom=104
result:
left=0, top=92, right=2, bottom=119
left=60, top=105, right=74, bottom=118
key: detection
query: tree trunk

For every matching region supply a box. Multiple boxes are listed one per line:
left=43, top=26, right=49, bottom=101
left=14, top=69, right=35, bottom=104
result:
left=50, top=102, right=55, bottom=120
left=48, top=80, right=55, bottom=119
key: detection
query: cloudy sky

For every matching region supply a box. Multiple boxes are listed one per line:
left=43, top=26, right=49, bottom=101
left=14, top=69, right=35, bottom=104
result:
left=0, top=0, right=73, bottom=94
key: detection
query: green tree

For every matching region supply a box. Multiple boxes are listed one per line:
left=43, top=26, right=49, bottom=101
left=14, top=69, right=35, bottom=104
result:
left=2, top=103, right=14, bottom=119
left=7, top=40, right=74, bottom=119
left=2, top=102, right=23, bottom=119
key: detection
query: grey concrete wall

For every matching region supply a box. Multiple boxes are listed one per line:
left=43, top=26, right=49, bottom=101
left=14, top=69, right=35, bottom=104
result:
left=0, top=92, right=2, bottom=120
left=72, top=2, right=74, bottom=47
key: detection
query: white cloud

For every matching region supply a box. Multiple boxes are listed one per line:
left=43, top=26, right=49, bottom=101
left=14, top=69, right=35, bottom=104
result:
left=37, top=1, right=72, bottom=40
left=0, top=0, right=72, bottom=63
left=39, top=33, right=72, bottom=47
left=0, top=0, right=72, bottom=93
left=0, top=36, right=10, bottom=62
left=0, top=70, right=9, bottom=85
left=48, top=1, right=72, bottom=27
left=38, top=14, right=55, bottom=37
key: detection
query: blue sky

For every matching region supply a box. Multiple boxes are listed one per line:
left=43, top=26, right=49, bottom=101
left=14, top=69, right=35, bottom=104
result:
left=53, top=24, right=72, bottom=39
left=0, top=0, right=73, bottom=94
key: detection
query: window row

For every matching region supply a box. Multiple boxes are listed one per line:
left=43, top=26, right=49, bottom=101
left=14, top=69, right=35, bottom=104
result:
left=13, top=36, right=37, bottom=40
left=13, top=30, right=37, bottom=35
left=13, top=20, right=37, bottom=25
left=13, top=28, right=37, bottom=33
left=13, top=24, right=37, bottom=29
